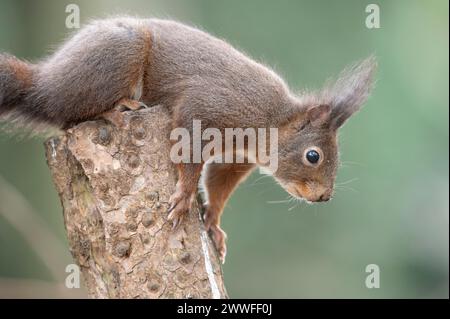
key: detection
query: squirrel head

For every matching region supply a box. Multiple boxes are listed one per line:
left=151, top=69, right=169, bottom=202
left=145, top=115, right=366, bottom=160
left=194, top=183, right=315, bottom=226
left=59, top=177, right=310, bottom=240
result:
left=272, top=56, right=377, bottom=203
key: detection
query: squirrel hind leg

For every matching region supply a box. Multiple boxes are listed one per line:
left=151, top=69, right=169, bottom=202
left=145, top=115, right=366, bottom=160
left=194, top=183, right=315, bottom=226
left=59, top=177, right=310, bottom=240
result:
left=116, top=98, right=148, bottom=111
left=96, top=98, right=145, bottom=128
left=202, top=163, right=255, bottom=263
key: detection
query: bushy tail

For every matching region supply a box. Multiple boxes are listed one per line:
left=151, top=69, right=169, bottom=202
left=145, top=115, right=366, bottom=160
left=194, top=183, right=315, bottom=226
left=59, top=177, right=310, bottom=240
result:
left=0, top=53, right=33, bottom=113
left=0, top=53, right=51, bottom=135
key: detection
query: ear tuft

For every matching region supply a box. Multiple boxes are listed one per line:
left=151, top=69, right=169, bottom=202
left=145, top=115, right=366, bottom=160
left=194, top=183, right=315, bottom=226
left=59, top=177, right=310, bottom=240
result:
left=307, top=104, right=331, bottom=127
left=328, top=55, right=377, bottom=128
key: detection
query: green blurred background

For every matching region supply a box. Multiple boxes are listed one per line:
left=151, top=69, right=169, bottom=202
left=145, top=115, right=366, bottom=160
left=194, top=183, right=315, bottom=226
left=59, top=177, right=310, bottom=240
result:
left=0, top=0, right=448, bottom=298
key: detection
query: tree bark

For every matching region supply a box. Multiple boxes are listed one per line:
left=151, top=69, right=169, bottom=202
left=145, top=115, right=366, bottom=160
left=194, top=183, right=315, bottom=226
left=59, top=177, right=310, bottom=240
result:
left=44, top=105, right=227, bottom=299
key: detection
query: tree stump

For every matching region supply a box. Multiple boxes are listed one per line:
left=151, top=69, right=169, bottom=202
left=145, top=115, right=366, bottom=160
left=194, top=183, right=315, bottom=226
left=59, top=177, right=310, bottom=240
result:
left=44, top=105, right=227, bottom=299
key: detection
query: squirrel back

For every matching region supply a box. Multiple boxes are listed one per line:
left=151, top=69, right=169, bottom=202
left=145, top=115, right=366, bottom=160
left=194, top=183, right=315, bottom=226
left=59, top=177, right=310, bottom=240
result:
left=0, top=17, right=298, bottom=133
left=0, top=17, right=376, bottom=135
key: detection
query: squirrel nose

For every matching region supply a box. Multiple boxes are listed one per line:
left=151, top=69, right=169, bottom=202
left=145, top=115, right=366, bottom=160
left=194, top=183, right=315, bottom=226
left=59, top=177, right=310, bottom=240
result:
left=317, top=191, right=332, bottom=202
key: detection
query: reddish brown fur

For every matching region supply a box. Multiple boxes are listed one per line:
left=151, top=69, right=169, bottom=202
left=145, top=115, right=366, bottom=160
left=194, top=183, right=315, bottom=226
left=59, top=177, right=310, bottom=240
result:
left=0, top=17, right=376, bottom=262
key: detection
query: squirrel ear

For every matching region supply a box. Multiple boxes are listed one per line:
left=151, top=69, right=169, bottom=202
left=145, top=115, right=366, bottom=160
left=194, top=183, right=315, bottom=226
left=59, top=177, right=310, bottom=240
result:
left=306, top=104, right=331, bottom=127
left=329, top=56, right=377, bottom=129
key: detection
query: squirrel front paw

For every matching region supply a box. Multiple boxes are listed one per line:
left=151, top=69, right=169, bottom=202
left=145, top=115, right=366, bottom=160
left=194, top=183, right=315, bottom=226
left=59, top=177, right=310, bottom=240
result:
left=167, top=189, right=194, bottom=229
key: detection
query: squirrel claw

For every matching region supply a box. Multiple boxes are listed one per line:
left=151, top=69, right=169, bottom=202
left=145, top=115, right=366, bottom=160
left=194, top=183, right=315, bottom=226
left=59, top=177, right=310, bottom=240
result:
left=169, top=213, right=182, bottom=230
left=208, top=224, right=227, bottom=264
left=167, top=203, right=176, bottom=214
left=203, top=207, right=227, bottom=263
left=167, top=207, right=185, bottom=230
left=167, top=190, right=193, bottom=229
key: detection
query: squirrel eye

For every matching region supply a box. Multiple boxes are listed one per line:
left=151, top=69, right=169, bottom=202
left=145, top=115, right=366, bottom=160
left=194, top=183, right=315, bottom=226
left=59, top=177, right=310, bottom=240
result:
left=303, top=147, right=323, bottom=166
left=306, top=150, right=320, bottom=164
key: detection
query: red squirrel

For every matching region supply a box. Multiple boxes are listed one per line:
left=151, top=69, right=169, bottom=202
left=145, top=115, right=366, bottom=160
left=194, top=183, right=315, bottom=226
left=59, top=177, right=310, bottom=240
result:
left=0, top=17, right=376, bottom=262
